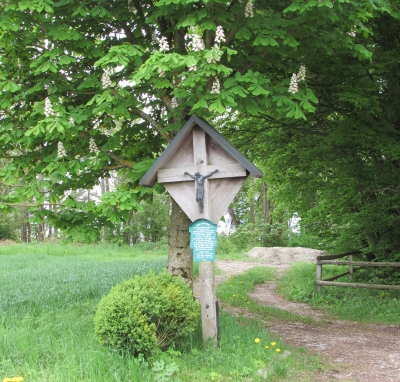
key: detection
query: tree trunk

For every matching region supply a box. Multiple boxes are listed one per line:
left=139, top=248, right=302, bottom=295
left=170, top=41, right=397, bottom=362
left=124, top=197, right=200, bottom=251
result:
left=263, top=182, right=267, bottom=223
left=167, top=198, right=193, bottom=289
left=228, top=207, right=240, bottom=228
left=27, top=221, right=31, bottom=242
left=250, top=198, right=255, bottom=229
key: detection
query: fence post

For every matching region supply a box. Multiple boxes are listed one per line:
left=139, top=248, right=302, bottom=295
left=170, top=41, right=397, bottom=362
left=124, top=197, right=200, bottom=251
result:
left=316, top=263, right=322, bottom=295
left=349, top=254, right=353, bottom=281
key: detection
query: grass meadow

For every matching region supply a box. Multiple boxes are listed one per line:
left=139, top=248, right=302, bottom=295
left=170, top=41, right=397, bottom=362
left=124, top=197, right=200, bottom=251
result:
left=278, top=262, right=400, bottom=325
left=0, top=243, right=323, bottom=381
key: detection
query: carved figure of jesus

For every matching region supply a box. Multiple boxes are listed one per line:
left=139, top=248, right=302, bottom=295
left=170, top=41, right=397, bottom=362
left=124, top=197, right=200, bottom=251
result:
left=184, top=169, right=219, bottom=213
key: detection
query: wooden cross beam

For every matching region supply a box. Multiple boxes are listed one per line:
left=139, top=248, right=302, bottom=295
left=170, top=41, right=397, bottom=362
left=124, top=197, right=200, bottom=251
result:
left=157, top=127, right=247, bottom=345
left=157, top=127, right=247, bottom=224
left=141, top=116, right=263, bottom=346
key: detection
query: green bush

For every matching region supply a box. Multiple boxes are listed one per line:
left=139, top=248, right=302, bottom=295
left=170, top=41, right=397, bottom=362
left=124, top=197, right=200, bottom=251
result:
left=94, top=271, right=199, bottom=357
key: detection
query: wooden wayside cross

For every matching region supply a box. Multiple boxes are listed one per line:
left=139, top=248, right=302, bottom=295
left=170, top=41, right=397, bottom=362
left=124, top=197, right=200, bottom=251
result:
left=140, top=115, right=263, bottom=345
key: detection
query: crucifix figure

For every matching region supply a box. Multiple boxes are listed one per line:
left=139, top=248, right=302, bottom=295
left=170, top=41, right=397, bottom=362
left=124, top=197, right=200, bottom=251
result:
left=184, top=170, right=218, bottom=212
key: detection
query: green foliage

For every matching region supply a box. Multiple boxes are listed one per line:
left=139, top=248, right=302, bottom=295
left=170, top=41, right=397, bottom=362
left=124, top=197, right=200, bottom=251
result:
left=152, top=359, right=180, bottom=382
left=278, top=263, right=400, bottom=324
left=1, top=0, right=394, bottom=242
left=94, top=271, right=199, bottom=357
left=0, top=212, right=16, bottom=240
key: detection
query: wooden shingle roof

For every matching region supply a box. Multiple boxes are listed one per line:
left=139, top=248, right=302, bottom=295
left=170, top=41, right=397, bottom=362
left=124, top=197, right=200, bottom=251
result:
left=140, top=114, right=263, bottom=187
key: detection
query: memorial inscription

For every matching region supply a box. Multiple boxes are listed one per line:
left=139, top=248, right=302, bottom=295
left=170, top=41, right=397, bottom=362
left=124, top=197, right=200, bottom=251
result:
left=189, top=219, right=217, bottom=262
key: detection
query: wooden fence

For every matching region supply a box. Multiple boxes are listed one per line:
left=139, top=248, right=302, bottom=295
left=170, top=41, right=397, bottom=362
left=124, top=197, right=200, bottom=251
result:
left=316, top=251, right=400, bottom=295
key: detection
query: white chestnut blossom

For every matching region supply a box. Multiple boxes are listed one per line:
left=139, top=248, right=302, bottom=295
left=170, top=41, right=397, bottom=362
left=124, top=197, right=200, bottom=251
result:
left=192, top=33, right=205, bottom=52
left=44, top=97, right=54, bottom=117
left=158, top=66, right=166, bottom=78
left=171, top=97, right=179, bottom=108
left=297, top=65, right=306, bottom=81
left=288, top=73, right=298, bottom=94
left=189, top=64, right=197, bottom=72
left=215, top=26, right=226, bottom=44
left=101, top=72, right=112, bottom=89
left=89, top=137, right=100, bottom=154
left=210, top=78, right=220, bottom=94
left=159, top=36, right=170, bottom=52
left=69, top=117, right=74, bottom=125
left=245, top=1, right=254, bottom=18
left=57, top=141, right=67, bottom=159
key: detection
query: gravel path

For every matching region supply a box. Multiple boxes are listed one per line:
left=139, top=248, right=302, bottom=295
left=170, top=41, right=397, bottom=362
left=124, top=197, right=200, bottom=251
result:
left=193, top=248, right=400, bottom=382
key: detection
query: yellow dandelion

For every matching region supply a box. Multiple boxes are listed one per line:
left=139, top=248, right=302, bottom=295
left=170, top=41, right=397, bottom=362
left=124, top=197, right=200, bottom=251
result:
left=266, top=345, right=269, bottom=349
left=65, top=250, right=67, bottom=252
left=236, top=294, right=238, bottom=297
left=3, top=378, right=12, bottom=382
left=255, top=338, right=260, bottom=344
left=276, top=349, right=281, bottom=353
left=233, top=294, right=235, bottom=297
left=230, top=284, right=232, bottom=287
left=271, top=342, right=276, bottom=347
left=247, top=302, right=249, bottom=304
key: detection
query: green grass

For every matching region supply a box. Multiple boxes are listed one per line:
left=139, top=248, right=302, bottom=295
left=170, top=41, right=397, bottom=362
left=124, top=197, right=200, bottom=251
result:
left=217, top=267, right=314, bottom=323
left=278, top=262, right=400, bottom=324
left=0, top=241, right=168, bottom=261
left=1, top=245, right=323, bottom=381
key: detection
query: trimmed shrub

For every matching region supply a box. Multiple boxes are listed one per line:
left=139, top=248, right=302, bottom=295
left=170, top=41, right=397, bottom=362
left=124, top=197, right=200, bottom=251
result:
left=94, top=271, right=199, bottom=357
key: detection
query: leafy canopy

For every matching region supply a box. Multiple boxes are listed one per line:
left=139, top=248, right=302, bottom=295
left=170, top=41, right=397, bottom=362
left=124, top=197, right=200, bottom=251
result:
left=0, top=0, right=392, bottom=241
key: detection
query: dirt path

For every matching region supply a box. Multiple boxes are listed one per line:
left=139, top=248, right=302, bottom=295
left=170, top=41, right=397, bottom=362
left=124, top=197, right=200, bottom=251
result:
left=193, top=249, right=400, bottom=382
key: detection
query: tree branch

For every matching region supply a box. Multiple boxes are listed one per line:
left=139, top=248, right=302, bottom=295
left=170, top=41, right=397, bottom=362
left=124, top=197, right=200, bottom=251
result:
left=132, top=107, right=171, bottom=142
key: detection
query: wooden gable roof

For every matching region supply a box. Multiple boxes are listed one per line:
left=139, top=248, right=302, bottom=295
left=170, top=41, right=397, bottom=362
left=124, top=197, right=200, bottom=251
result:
left=140, top=114, right=263, bottom=187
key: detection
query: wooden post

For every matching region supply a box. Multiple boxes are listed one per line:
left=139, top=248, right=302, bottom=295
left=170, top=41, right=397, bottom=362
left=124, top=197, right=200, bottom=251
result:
left=193, top=127, right=217, bottom=346
left=349, top=254, right=353, bottom=281
left=316, top=263, right=322, bottom=295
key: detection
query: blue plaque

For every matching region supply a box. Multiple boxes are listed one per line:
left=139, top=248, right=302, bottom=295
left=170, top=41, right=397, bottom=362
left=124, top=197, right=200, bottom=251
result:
left=189, top=219, right=217, bottom=262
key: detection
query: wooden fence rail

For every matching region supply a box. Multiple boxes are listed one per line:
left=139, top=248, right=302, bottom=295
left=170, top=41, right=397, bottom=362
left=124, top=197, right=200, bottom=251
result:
left=316, top=251, right=400, bottom=295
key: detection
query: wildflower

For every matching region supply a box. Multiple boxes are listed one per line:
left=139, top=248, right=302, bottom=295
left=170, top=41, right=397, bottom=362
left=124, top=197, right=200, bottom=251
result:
left=276, top=348, right=281, bottom=353
left=57, top=141, right=67, bottom=159
left=247, top=302, right=249, bottom=304
left=210, top=78, right=220, bottom=94
left=101, top=72, right=112, bottom=89
left=171, top=97, right=179, bottom=109
left=288, top=73, right=298, bottom=94
left=271, top=342, right=276, bottom=347
left=69, top=117, right=74, bottom=125
left=230, top=284, right=232, bottom=286
left=265, top=346, right=269, bottom=349
left=245, top=1, right=254, bottom=18
left=158, top=67, right=166, bottom=78
left=44, top=97, right=54, bottom=117
left=297, top=65, right=306, bottom=81
left=255, top=338, right=260, bottom=344
left=215, top=26, right=226, bottom=44
left=233, top=294, right=235, bottom=297
left=65, top=250, right=67, bottom=252
left=89, top=137, right=100, bottom=154
left=189, top=64, right=197, bottom=72
left=159, top=36, right=170, bottom=52
left=192, top=33, right=205, bottom=51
